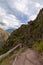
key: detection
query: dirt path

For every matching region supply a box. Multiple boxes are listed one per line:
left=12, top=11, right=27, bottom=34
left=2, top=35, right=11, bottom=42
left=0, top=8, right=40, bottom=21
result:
left=13, top=49, right=42, bottom=65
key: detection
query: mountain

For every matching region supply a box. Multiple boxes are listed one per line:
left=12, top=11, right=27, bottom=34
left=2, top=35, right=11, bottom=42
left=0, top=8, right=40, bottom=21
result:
left=2, top=8, right=43, bottom=54
left=6, top=28, right=14, bottom=33
left=0, top=28, right=9, bottom=49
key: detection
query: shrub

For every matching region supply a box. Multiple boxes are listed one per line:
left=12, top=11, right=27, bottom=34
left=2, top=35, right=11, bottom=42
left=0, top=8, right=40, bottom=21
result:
left=33, top=42, right=43, bottom=53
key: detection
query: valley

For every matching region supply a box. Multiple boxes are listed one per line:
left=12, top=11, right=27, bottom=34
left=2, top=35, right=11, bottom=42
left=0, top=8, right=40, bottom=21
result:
left=0, top=8, right=43, bottom=65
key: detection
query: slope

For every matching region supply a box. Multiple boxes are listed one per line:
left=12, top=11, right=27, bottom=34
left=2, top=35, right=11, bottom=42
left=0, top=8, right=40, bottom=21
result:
left=0, top=28, right=9, bottom=54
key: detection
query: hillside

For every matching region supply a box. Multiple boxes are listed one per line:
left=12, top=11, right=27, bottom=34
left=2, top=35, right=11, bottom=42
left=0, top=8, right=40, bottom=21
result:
left=0, top=28, right=9, bottom=41
left=1, top=8, right=43, bottom=54
left=0, top=28, right=9, bottom=54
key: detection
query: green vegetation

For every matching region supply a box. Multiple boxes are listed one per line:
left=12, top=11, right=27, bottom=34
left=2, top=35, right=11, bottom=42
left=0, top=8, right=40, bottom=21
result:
left=0, top=47, right=26, bottom=65
left=33, top=42, right=43, bottom=53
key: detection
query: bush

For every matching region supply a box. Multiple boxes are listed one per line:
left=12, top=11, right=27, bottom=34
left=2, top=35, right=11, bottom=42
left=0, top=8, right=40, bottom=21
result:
left=33, top=42, right=43, bottom=53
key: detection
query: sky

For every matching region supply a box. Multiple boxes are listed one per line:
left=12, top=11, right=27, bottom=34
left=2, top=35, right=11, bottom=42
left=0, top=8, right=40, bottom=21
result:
left=0, top=0, right=43, bottom=30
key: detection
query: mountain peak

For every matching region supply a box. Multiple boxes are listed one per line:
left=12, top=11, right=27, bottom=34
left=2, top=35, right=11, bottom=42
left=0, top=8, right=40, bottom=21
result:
left=40, top=8, right=43, bottom=13
left=38, top=8, right=43, bottom=16
left=34, top=8, right=43, bottom=24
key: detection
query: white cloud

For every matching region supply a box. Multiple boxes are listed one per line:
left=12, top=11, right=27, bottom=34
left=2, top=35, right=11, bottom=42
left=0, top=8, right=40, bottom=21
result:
left=29, top=15, right=37, bottom=21
left=7, top=0, right=43, bottom=15
left=7, top=0, right=31, bottom=15
left=0, top=1, right=25, bottom=30
left=3, top=14, right=21, bottom=28
left=14, top=0, right=28, bottom=12
left=0, top=0, right=43, bottom=30
left=0, top=7, right=22, bottom=29
left=0, top=7, right=6, bottom=16
left=35, top=3, right=40, bottom=8
left=0, top=25, right=9, bottom=30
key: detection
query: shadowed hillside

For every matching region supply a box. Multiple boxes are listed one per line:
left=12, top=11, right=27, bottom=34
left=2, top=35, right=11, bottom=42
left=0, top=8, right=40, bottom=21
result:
left=0, top=28, right=9, bottom=54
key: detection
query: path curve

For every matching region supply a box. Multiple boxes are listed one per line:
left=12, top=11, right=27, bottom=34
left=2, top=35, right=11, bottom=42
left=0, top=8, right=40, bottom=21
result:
left=13, top=49, right=42, bottom=65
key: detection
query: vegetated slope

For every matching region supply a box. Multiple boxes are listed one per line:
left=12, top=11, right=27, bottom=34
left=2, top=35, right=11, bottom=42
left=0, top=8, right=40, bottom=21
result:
left=0, top=28, right=9, bottom=54
left=2, top=8, right=43, bottom=53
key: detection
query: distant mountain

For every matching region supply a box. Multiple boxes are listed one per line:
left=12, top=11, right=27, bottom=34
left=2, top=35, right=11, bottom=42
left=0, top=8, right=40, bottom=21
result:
left=6, top=28, right=14, bottom=33
left=1, top=8, right=43, bottom=54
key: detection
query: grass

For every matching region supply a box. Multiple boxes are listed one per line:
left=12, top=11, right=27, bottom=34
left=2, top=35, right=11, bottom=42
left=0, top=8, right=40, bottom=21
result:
left=33, top=42, right=43, bottom=53
left=0, top=49, right=19, bottom=65
left=0, top=47, right=26, bottom=65
left=0, top=58, right=9, bottom=65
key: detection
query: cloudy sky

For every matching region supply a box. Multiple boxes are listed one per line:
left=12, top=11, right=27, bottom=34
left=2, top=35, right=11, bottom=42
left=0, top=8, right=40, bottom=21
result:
left=0, top=0, right=43, bottom=30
